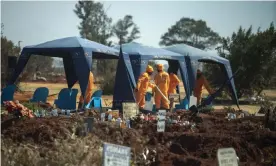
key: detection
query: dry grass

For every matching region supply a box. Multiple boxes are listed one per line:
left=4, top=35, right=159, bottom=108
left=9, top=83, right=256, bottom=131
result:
left=17, top=82, right=99, bottom=105
left=263, top=89, right=276, bottom=101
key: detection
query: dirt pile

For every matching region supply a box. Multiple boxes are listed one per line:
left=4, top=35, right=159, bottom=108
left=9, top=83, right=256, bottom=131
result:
left=129, top=112, right=276, bottom=165
left=1, top=112, right=276, bottom=166
left=1, top=116, right=81, bottom=145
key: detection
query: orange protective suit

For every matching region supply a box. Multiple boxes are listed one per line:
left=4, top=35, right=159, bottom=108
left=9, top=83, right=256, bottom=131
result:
left=154, top=64, right=170, bottom=109
left=168, top=73, right=181, bottom=109
left=79, top=72, right=94, bottom=105
left=168, top=73, right=181, bottom=94
left=194, top=70, right=213, bottom=105
left=135, top=65, right=154, bottom=109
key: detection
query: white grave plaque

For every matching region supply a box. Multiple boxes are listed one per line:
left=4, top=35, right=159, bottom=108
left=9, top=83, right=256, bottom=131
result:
left=157, top=110, right=166, bottom=132
left=101, top=113, right=106, bottom=121
left=103, top=143, right=131, bottom=166
left=122, top=103, right=138, bottom=120
left=217, top=148, right=238, bottom=166
left=189, top=95, right=197, bottom=107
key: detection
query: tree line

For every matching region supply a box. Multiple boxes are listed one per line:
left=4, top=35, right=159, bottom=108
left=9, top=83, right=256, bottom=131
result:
left=1, top=0, right=275, bottom=98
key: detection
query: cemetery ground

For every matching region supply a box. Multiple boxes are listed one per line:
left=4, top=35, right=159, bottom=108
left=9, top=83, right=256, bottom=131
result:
left=1, top=82, right=276, bottom=166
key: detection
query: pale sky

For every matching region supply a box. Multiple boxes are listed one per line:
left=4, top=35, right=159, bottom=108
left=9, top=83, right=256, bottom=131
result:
left=1, top=1, right=276, bottom=48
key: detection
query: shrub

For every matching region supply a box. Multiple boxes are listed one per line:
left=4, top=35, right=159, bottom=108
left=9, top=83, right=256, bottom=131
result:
left=100, top=71, right=116, bottom=95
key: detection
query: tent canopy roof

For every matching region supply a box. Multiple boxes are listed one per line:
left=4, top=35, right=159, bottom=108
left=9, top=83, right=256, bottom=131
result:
left=164, top=43, right=239, bottom=107
left=164, top=44, right=228, bottom=64
left=23, top=36, right=120, bottom=59
left=10, top=37, right=137, bottom=105
left=114, top=42, right=184, bottom=60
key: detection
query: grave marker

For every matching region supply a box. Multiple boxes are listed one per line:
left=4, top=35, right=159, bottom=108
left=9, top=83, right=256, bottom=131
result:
left=103, top=143, right=131, bottom=166
left=157, top=110, right=166, bottom=132
left=122, top=103, right=138, bottom=120
left=217, top=148, right=238, bottom=166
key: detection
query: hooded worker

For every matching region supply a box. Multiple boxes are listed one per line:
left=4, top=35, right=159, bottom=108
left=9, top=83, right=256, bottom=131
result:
left=78, top=71, right=94, bottom=108
left=154, top=64, right=170, bottom=110
left=135, top=65, right=154, bottom=109
left=168, top=69, right=181, bottom=109
left=194, top=69, right=214, bottom=105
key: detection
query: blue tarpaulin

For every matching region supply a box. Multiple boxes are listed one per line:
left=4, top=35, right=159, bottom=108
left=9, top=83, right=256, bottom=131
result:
left=114, top=42, right=191, bottom=102
left=164, top=44, right=239, bottom=107
left=9, top=37, right=136, bottom=108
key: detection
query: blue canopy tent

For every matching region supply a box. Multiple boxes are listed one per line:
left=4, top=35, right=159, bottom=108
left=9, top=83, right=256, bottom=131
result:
left=113, top=42, right=191, bottom=102
left=9, top=37, right=136, bottom=109
left=164, top=44, right=239, bottom=107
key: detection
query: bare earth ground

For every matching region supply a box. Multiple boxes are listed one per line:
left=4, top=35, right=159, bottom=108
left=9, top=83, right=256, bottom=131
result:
left=1, top=111, right=276, bottom=166
left=2, top=82, right=276, bottom=166
left=15, top=82, right=276, bottom=113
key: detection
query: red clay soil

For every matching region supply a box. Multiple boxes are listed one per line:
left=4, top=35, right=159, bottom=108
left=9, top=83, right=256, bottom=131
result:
left=1, top=112, right=276, bottom=166
left=1, top=117, right=81, bottom=146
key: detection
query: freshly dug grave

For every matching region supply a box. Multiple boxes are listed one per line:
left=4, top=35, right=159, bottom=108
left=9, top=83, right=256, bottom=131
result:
left=1, top=112, right=276, bottom=166
left=1, top=116, right=82, bottom=145
left=128, top=112, right=276, bottom=166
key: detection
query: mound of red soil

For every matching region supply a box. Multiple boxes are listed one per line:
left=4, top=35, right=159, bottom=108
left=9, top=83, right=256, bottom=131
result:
left=1, top=112, right=276, bottom=166
left=1, top=117, right=81, bottom=145
left=129, top=113, right=276, bottom=165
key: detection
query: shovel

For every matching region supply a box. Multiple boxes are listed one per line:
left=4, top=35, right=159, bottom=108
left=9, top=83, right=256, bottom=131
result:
left=151, top=82, right=170, bottom=102
left=191, top=67, right=242, bottom=115
left=151, top=82, right=173, bottom=112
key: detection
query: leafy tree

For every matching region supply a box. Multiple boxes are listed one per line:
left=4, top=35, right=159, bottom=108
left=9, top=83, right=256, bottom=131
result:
left=1, top=37, right=21, bottom=57
left=1, top=24, right=53, bottom=86
left=159, top=17, right=221, bottom=50
left=112, top=15, right=140, bottom=44
left=1, top=23, right=21, bottom=86
left=1, top=35, right=21, bottom=86
left=22, top=55, right=54, bottom=81
left=160, top=17, right=222, bottom=96
left=74, top=0, right=116, bottom=94
left=74, top=0, right=112, bottom=46
left=217, top=23, right=276, bottom=98
left=1, top=23, right=4, bottom=36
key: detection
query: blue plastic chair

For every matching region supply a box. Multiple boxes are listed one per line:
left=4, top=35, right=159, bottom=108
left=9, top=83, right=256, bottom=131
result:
left=175, top=97, right=189, bottom=110
left=30, top=87, right=49, bottom=103
left=1, top=84, right=16, bottom=104
left=69, top=89, right=78, bottom=110
left=54, top=88, right=78, bottom=110
left=92, top=97, right=102, bottom=108
left=92, top=90, right=103, bottom=98
left=85, top=90, right=103, bottom=109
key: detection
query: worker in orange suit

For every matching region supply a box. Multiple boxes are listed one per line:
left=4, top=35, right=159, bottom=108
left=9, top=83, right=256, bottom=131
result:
left=168, top=69, right=181, bottom=109
left=194, top=69, right=214, bottom=105
left=134, top=65, right=154, bottom=109
left=78, top=71, right=94, bottom=109
left=154, top=64, right=170, bottom=110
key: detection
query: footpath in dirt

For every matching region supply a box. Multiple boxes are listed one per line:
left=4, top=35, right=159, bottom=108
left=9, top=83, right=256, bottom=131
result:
left=1, top=111, right=276, bottom=166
